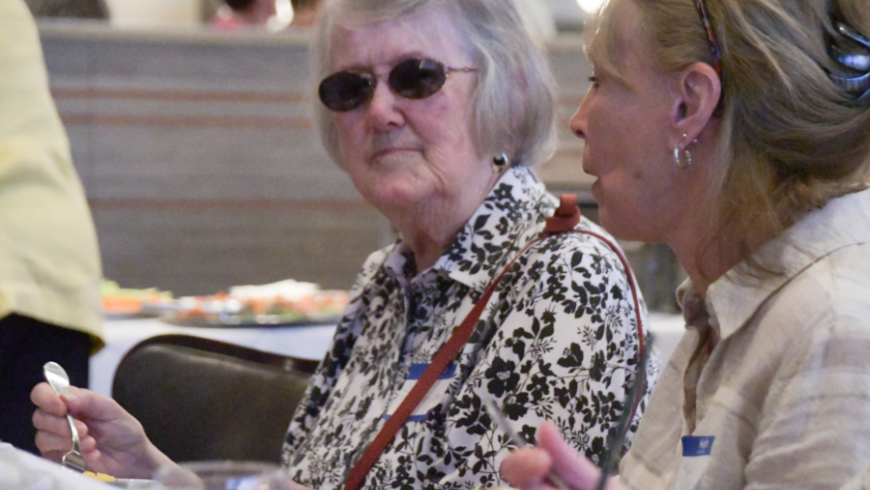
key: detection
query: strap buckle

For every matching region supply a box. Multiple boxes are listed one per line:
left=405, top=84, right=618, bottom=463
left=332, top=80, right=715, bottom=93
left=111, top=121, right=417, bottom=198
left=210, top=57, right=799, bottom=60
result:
left=543, top=194, right=581, bottom=235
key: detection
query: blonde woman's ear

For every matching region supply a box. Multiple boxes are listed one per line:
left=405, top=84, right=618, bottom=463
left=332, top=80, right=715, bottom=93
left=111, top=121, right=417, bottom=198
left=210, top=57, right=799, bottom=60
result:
left=670, top=61, right=721, bottom=140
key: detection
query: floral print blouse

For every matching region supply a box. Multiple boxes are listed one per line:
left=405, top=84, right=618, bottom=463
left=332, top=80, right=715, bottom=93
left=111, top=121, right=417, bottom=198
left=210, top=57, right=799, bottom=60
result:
left=282, top=166, right=654, bottom=490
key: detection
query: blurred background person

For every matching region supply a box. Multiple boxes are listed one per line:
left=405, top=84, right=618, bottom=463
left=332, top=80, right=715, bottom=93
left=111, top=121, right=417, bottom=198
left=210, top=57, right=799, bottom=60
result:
left=211, top=0, right=278, bottom=29
left=288, top=0, right=322, bottom=28
left=211, top=0, right=320, bottom=30
left=0, top=0, right=103, bottom=455
left=499, top=0, right=870, bottom=488
left=23, top=0, right=109, bottom=20
left=31, top=0, right=654, bottom=488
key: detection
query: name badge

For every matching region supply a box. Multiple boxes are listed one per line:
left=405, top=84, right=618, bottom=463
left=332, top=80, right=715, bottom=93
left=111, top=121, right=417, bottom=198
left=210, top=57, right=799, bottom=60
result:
left=673, top=436, right=715, bottom=490
left=382, top=362, right=456, bottom=422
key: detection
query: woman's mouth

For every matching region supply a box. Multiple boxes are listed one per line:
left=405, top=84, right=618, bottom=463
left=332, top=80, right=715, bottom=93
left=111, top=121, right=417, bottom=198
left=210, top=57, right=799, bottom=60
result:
left=370, top=147, right=419, bottom=167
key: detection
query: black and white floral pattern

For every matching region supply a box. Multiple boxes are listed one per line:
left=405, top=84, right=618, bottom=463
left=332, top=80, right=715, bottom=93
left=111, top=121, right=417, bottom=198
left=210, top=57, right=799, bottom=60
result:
left=282, top=166, right=656, bottom=490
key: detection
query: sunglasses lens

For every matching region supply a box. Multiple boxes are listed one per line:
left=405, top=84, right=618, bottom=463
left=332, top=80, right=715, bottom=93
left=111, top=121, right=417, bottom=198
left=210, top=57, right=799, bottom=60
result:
left=319, top=59, right=452, bottom=112
left=389, top=58, right=447, bottom=99
left=318, top=71, right=374, bottom=112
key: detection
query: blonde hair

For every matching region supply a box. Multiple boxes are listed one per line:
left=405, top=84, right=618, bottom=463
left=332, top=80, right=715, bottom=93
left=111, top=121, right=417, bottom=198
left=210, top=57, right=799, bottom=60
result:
left=312, top=0, right=557, bottom=169
left=590, top=0, right=870, bottom=278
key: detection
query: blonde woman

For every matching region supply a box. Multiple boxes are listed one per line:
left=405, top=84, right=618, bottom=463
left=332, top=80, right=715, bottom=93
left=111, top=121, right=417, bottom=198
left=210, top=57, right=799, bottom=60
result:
left=501, top=0, right=870, bottom=489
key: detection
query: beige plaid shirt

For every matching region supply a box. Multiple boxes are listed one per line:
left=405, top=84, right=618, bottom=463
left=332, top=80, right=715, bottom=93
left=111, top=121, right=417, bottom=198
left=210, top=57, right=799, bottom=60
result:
left=842, top=461, right=870, bottom=490
left=619, top=188, right=870, bottom=490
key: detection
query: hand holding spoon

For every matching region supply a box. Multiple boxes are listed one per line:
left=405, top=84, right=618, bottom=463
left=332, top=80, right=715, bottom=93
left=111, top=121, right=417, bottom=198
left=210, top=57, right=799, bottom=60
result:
left=43, top=361, right=89, bottom=472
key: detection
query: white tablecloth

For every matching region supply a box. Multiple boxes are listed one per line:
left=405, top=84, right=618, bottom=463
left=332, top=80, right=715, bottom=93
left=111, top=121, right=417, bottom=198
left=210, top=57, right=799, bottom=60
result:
left=0, top=443, right=109, bottom=490
left=90, top=313, right=686, bottom=397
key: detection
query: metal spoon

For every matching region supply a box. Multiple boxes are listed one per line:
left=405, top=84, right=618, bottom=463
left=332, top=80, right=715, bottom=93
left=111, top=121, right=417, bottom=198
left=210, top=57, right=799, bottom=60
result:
left=43, top=361, right=89, bottom=472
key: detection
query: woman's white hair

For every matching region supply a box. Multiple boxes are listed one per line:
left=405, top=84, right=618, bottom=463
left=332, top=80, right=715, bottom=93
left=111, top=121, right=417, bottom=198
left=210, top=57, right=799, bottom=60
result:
left=312, top=0, right=558, bottom=168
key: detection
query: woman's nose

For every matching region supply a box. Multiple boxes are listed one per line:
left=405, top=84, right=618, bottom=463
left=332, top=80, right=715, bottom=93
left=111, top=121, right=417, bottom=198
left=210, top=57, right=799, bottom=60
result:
left=365, top=81, right=405, bottom=129
left=569, top=98, right=589, bottom=140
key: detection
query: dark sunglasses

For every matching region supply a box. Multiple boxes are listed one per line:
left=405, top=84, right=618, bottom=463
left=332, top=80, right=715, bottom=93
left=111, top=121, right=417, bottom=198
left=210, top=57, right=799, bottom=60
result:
left=318, top=58, right=478, bottom=112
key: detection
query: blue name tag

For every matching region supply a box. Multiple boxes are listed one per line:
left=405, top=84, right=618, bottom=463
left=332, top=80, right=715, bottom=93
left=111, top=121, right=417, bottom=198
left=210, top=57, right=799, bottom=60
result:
left=382, top=363, right=456, bottom=421
left=407, top=362, right=457, bottom=380
left=681, top=436, right=715, bottom=457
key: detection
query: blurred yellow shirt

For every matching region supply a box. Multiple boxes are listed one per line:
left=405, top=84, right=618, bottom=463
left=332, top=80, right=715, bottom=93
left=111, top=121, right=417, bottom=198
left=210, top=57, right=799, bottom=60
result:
left=0, top=0, right=103, bottom=350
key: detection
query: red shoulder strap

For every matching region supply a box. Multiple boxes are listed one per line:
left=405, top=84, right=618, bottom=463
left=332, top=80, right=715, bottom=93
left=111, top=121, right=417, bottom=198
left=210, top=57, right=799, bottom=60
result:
left=342, top=195, right=644, bottom=490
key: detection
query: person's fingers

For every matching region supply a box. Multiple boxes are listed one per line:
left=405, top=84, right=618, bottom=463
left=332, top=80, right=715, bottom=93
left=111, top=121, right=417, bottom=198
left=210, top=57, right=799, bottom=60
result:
left=63, top=386, right=129, bottom=424
left=500, top=422, right=606, bottom=490
left=32, top=408, right=71, bottom=439
left=72, top=418, right=91, bottom=439
left=31, top=382, right=67, bottom=416
left=535, top=422, right=603, bottom=490
left=61, top=387, right=99, bottom=418
left=285, top=479, right=316, bottom=490
left=32, top=400, right=98, bottom=453
left=80, top=446, right=105, bottom=469
left=78, top=433, right=99, bottom=452
left=35, top=448, right=66, bottom=463
left=33, top=426, right=73, bottom=458
left=500, top=446, right=556, bottom=490
left=34, top=420, right=103, bottom=471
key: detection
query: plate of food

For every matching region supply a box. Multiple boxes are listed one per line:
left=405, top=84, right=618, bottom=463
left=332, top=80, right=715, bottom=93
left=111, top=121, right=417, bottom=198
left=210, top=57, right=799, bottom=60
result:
left=101, top=280, right=174, bottom=319
left=161, top=279, right=348, bottom=328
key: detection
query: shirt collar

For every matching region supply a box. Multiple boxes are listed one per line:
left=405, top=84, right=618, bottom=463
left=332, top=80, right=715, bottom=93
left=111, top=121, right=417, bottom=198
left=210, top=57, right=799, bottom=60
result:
left=694, top=188, right=870, bottom=340
left=380, top=242, right=416, bottom=289
left=432, top=166, right=550, bottom=293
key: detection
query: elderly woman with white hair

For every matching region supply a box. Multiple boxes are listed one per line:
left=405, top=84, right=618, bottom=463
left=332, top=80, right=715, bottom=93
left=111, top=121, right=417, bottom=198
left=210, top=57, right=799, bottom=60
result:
left=31, top=1, right=655, bottom=489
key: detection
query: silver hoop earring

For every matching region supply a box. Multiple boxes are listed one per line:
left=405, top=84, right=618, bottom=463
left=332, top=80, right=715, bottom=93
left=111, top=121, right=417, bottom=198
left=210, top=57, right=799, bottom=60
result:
left=674, top=133, right=693, bottom=169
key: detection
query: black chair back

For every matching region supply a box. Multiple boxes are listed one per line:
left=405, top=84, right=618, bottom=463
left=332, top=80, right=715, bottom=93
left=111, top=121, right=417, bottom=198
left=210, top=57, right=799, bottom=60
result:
left=111, top=334, right=319, bottom=464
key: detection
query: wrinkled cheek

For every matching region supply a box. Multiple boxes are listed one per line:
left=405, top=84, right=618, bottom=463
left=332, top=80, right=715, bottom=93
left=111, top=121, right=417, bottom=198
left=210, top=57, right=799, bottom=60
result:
left=426, top=98, right=469, bottom=142
left=334, top=120, right=361, bottom=163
